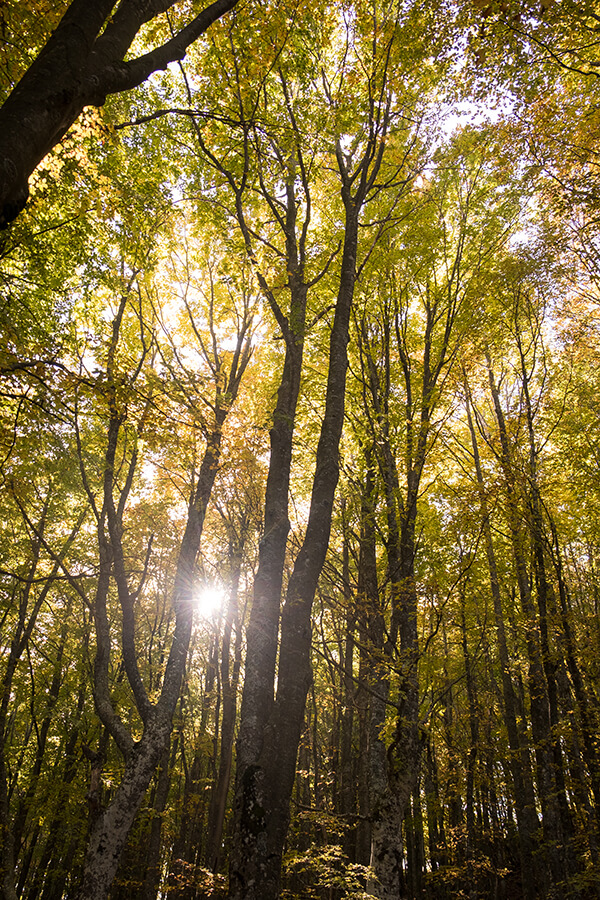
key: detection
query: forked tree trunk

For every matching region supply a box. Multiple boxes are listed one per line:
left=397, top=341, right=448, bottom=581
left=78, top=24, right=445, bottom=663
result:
left=229, top=210, right=360, bottom=899
left=76, top=296, right=252, bottom=899
left=77, top=714, right=173, bottom=900
left=227, top=39, right=394, bottom=891
left=77, top=457, right=217, bottom=900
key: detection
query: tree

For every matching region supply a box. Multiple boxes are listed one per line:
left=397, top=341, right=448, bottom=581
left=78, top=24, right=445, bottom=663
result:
left=0, top=0, right=239, bottom=228
left=348, top=124, right=521, bottom=900
left=75, top=243, right=254, bottom=898
left=215, top=2, right=436, bottom=894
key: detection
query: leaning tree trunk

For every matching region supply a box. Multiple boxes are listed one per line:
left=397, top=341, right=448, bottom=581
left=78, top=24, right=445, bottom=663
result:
left=76, top=429, right=223, bottom=900
left=76, top=296, right=252, bottom=900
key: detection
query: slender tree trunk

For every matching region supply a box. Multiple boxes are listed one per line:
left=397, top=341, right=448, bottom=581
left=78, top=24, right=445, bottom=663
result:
left=205, top=538, right=244, bottom=872
left=79, top=397, right=244, bottom=899
left=465, top=381, right=540, bottom=900
left=424, top=737, right=446, bottom=879
left=168, top=745, right=207, bottom=898
left=338, top=504, right=356, bottom=849
left=227, top=260, right=307, bottom=883
left=77, top=283, right=252, bottom=899
left=12, top=596, right=73, bottom=864
left=355, top=448, right=403, bottom=898
left=367, top=427, right=421, bottom=899
left=22, top=671, right=88, bottom=900
left=550, top=518, right=600, bottom=818
left=487, top=356, right=562, bottom=897
left=0, top=500, right=84, bottom=900
left=356, top=629, right=372, bottom=867
left=405, top=787, right=424, bottom=900
left=228, top=61, right=394, bottom=890
left=141, top=741, right=176, bottom=900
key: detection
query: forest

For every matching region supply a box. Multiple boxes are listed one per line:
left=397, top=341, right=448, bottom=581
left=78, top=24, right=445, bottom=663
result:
left=0, top=1, right=599, bottom=898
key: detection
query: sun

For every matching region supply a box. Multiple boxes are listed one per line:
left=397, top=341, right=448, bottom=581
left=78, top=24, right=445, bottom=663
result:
left=195, top=583, right=227, bottom=620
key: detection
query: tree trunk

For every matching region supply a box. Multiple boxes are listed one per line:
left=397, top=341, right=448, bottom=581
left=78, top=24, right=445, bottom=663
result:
left=487, top=355, right=563, bottom=897
left=228, top=206, right=361, bottom=900
left=141, top=741, right=176, bottom=900
left=338, top=503, right=356, bottom=841
left=76, top=712, right=172, bottom=900
left=465, top=380, right=540, bottom=900
left=205, top=538, right=244, bottom=872
left=0, top=500, right=83, bottom=900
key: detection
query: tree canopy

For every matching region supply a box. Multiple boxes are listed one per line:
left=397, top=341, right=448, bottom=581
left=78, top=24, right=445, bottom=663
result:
left=2, top=2, right=600, bottom=899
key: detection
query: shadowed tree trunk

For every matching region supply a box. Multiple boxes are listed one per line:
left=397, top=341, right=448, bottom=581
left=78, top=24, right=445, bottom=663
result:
left=205, top=534, right=245, bottom=873
left=228, top=63, right=402, bottom=884
left=338, top=501, right=358, bottom=858
left=464, top=377, right=540, bottom=900
left=228, top=195, right=363, bottom=900
left=0, top=0, right=239, bottom=227
left=0, top=498, right=86, bottom=900
left=357, top=277, right=464, bottom=898
left=486, top=353, right=563, bottom=898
